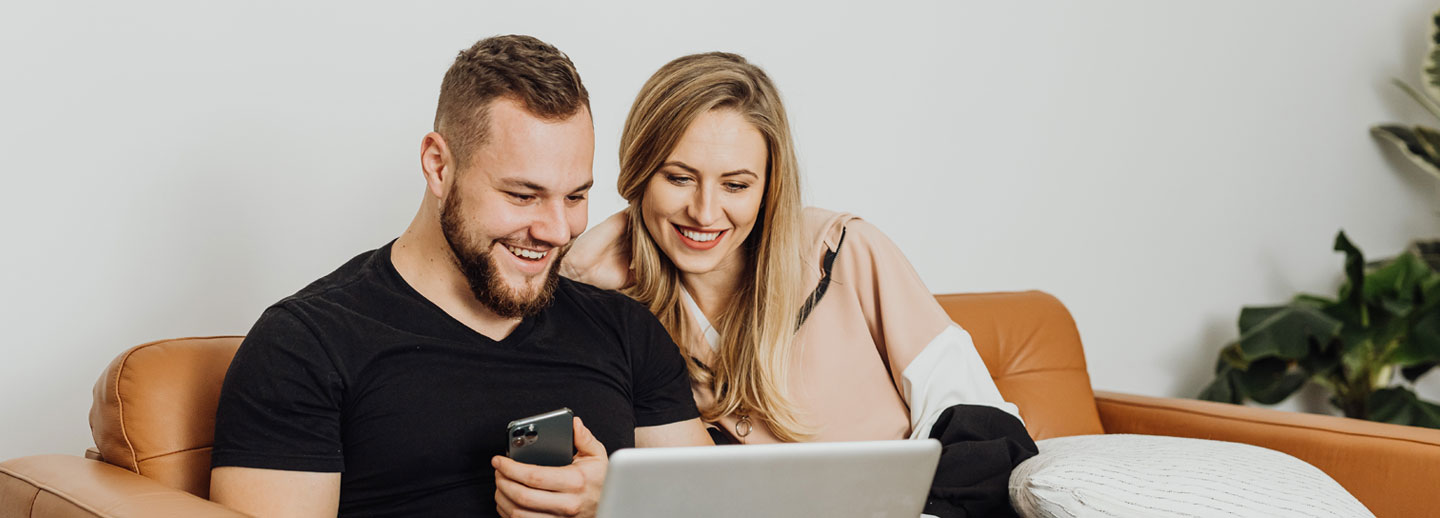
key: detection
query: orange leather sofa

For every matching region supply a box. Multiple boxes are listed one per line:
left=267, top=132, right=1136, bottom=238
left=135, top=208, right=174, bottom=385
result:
left=3, top=291, right=1438, bottom=517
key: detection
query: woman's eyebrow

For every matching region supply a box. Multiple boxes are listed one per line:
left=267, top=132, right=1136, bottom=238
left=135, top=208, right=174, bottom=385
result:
left=661, top=161, right=700, bottom=174
left=662, top=161, right=759, bottom=179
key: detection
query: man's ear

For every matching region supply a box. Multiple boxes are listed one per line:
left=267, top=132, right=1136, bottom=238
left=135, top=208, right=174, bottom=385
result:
left=420, top=131, right=454, bottom=199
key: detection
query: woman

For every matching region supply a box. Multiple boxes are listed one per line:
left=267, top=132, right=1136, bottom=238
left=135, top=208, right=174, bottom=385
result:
left=563, top=53, right=1034, bottom=516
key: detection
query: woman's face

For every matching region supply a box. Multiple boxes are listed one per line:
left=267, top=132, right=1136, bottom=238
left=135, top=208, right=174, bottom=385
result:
left=641, top=109, right=768, bottom=279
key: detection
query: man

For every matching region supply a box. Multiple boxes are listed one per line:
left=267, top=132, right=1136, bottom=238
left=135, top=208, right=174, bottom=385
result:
left=209, top=35, right=713, bottom=518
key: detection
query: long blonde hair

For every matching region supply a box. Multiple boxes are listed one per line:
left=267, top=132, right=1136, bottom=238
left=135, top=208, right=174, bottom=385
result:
left=618, top=52, right=810, bottom=441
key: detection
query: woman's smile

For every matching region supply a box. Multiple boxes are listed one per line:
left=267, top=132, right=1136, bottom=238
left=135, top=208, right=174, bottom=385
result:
left=674, top=224, right=728, bottom=250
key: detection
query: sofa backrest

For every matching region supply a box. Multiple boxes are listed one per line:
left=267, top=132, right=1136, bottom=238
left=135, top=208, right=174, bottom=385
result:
left=89, top=336, right=241, bottom=499
left=935, top=291, right=1105, bottom=440
left=86, top=291, right=1102, bottom=497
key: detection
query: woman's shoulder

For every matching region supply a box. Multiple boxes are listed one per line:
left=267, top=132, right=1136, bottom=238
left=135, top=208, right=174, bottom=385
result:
left=802, top=206, right=897, bottom=259
left=802, top=207, right=855, bottom=256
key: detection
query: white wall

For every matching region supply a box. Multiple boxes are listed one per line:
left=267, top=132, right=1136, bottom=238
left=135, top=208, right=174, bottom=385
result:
left=3, top=1, right=1439, bottom=460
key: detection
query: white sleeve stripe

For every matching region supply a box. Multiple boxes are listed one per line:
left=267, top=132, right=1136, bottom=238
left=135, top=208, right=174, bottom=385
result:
left=901, top=324, right=1023, bottom=440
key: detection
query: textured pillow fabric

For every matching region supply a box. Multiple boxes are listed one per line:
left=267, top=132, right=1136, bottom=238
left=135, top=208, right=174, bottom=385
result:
left=1009, top=434, right=1373, bottom=518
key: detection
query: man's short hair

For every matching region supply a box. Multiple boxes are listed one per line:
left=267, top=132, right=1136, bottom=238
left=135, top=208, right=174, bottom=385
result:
left=434, top=35, right=590, bottom=166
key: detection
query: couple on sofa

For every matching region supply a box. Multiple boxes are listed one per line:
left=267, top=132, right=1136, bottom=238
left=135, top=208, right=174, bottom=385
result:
left=209, top=34, right=1035, bottom=518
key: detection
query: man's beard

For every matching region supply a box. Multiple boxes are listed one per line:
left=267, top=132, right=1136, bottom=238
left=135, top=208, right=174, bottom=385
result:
left=439, top=192, right=564, bottom=319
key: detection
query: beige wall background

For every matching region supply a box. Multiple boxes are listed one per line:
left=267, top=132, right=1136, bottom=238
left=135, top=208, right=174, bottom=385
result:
left=3, top=0, right=1440, bottom=460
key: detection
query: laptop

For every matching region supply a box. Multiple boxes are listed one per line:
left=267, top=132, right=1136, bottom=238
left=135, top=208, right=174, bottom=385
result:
left=596, top=439, right=942, bottom=518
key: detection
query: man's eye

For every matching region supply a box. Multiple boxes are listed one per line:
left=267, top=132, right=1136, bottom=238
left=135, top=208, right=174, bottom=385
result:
left=509, top=192, right=536, bottom=202
left=567, top=194, right=587, bottom=203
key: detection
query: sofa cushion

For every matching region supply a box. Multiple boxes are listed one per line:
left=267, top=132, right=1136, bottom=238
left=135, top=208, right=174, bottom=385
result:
left=89, top=337, right=243, bottom=499
left=936, top=291, right=1104, bottom=440
left=1009, top=434, right=1373, bottom=517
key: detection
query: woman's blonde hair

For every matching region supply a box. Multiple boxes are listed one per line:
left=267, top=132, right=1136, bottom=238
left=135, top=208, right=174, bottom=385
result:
left=618, top=52, right=810, bottom=441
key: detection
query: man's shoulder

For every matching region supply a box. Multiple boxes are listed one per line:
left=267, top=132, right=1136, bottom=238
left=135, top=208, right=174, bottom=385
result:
left=249, top=244, right=395, bottom=343
left=282, top=246, right=388, bottom=305
left=554, top=276, right=647, bottom=314
left=550, top=277, right=658, bottom=337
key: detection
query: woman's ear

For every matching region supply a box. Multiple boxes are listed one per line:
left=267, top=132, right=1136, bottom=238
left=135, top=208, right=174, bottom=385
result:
left=419, top=131, right=453, bottom=199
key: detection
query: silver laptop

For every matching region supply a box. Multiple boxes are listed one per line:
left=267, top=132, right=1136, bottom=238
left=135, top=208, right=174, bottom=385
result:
left=596, top=439, right=942, bottom=518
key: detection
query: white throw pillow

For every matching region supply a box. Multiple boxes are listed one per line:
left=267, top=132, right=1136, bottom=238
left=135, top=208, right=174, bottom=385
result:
left=1008, top=434, right=1373, bottom=518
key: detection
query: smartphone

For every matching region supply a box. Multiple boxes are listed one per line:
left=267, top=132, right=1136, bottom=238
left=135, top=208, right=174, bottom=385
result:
left=506, top=407, right=574, bottom=467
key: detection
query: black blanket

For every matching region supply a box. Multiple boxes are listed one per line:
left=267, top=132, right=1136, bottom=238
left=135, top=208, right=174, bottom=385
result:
left=924, top=404, right=1038, bottom=518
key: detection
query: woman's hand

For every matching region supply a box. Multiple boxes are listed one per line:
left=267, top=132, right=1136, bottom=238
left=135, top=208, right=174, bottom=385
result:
left=493, top=417, right=608, bottom=518
left=560, top=210, right=634, bottom=290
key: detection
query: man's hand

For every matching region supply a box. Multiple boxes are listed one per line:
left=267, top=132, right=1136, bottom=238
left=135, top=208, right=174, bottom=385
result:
left=559, top=210, right=633, bottom=291
left=493, top=417, right=608, bottom=518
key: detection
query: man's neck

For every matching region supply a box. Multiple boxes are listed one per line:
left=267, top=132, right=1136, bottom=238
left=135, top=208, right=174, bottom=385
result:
left=391, top=196, right=523, bottom=341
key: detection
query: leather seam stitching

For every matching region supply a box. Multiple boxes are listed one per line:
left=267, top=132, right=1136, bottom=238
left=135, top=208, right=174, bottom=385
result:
left=1096, top=398, right=1440, bottom=447
left=136, top=445, right=212, bottom=463
left=112, top=347, right=140, bottom=475
left=0, top=465, right=108, bottom=517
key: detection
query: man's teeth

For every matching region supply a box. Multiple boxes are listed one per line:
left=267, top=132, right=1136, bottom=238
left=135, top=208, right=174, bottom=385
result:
left=507, top=246, right=548, bottom=260
left=681, top=228, right=720, bottom=242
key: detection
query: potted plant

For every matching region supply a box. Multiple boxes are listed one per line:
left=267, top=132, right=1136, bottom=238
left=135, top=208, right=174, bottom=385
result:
left=1198, top=232, right=1440, bottom=428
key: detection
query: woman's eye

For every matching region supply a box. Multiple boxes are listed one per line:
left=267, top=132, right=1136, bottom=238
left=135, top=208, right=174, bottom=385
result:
left=666, top=174, right=693, bottom=185
left=724, top=182, right=750, bottom=192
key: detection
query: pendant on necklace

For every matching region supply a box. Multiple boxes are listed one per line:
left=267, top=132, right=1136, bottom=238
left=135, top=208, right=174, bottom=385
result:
left=735, top=414, right=752, bottom=438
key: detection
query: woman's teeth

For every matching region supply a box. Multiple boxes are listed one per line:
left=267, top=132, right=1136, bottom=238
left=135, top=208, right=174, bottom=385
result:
left=680, top=228, right=720, bottom=242
left=507, top=246, right=547, bottom=260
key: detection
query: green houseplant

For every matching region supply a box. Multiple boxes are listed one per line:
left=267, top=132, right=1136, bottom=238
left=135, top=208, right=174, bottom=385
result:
left=1374, top=8, right=1440, bottom=181
left=1198, top=231, right=1440, bottom=428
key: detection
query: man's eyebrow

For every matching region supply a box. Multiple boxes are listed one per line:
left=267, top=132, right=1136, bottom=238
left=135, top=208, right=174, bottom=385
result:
left=495, top=177, right=593, bottom=194
left=496, top=178, right=549, bottom=192
left=661, top=161, right=759, bottom=179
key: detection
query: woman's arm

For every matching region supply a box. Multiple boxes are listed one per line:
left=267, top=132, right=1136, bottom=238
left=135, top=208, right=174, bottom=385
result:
left=560, top=209, right=634, bottom=290
left=832, top=217, right=1022, bottom=438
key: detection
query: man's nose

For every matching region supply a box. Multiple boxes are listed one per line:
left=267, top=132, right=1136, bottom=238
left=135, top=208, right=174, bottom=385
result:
left=530, top=199, right=572, bottom=247
left=687, top=185, right=720, bottom=227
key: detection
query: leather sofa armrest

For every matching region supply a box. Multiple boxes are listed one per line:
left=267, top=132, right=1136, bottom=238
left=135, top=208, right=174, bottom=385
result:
left=0, top=455, right=249, bottom=518
left=1094, top=390, right=1440, bottom=518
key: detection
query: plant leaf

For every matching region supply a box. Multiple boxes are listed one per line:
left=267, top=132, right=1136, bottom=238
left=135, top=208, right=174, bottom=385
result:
left=1198, top=361, right=1242, bottom=404
left=1234, top=357, right=1309, bottom=405
left=1334, top=231, right=1368, bottom=326
left=1235, top=304, right=1342, bottom=361
left=1371, top=125, right=1440, bottom=181
left=1403, top=362, right=1437, bottom=382
left=1424, top=9, right=1440, bottom=108
left=1365, top=253, right=1432, bottom=311
left=1220, top=342, right=1249, bottom=370
left=1395, top=78, right=1440, bottom=121
left=1367, top=387, right=1440, bottom=428
left=1239, top=305, right=1286, bottom=334
left=1395, top=303, right=1440, bottom=366
left=1298, top=334, right=1341, bottom=377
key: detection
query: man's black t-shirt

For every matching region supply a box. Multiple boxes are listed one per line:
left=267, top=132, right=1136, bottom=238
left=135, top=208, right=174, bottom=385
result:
left=211, top=242, right=700, bottom=517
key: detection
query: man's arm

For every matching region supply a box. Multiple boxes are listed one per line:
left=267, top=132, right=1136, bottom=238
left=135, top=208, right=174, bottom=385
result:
left=635, top=417, right=713, bottom=447
left=210, top=467, right=340, bottom=518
